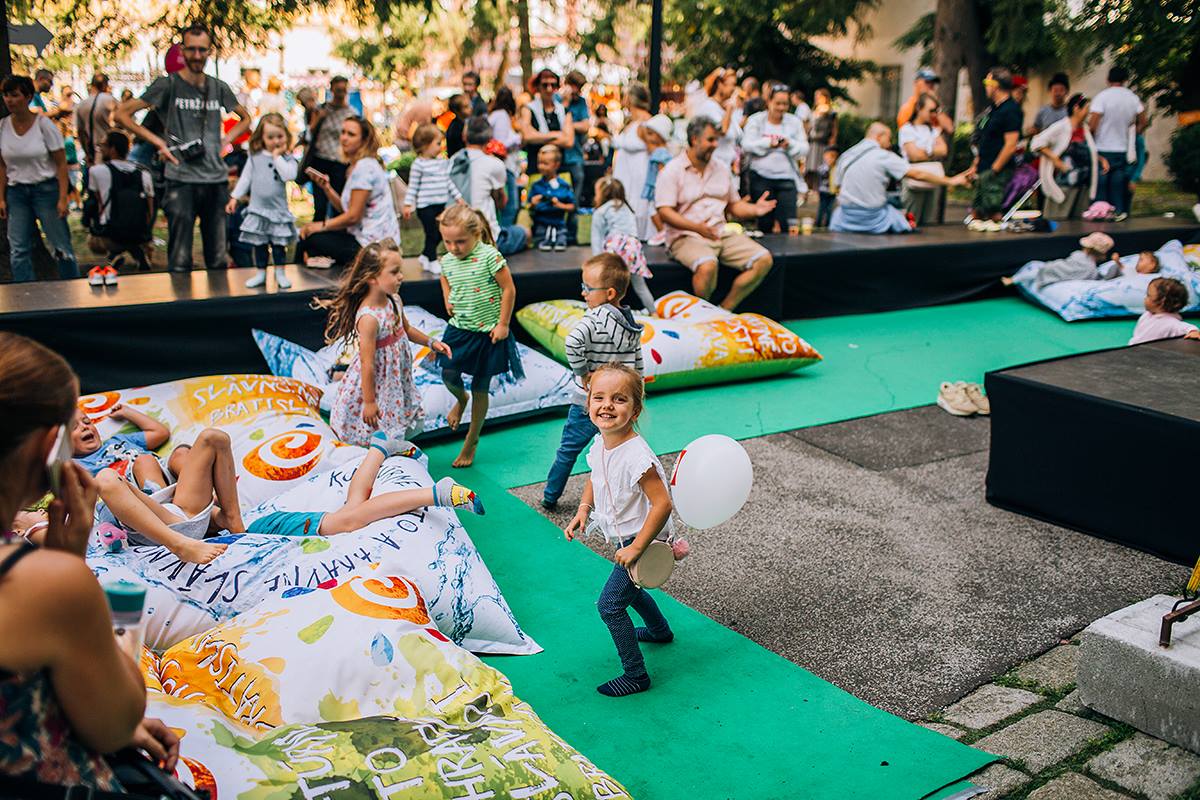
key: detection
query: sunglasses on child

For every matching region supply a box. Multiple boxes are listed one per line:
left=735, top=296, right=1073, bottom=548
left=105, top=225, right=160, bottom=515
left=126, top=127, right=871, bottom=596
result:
left=581, top=281, right=607, bottom=293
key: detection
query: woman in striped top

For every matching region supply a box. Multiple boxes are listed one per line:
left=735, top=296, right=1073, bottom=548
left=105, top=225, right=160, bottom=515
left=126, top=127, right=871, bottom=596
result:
left=402, top=124, right=463, bottom=273
left=434, top=205, right=522, bottom=468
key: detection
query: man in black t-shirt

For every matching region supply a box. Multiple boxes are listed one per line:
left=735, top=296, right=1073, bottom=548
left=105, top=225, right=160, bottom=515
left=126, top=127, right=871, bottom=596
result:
left=971, top=67, right=1022, bottom=221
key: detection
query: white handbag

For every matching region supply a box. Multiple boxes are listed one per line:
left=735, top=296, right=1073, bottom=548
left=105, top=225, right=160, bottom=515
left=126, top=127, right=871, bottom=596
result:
left=903, top=160, right=945, bottom=191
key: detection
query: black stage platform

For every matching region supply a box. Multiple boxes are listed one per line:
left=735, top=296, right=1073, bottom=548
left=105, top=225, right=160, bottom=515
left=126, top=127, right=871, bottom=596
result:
left=985, top=337, right=1200, bottom=565
left=1, top=217, right=1195, bottom=392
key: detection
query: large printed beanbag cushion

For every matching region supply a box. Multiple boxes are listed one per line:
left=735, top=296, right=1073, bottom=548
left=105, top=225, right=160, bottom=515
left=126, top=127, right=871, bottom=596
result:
left=81, top=375, right=537, bottom=656
left=253, top=304, right=575, bottom=434
left=1013, top=239, right=1200, bottom=321
left=517, top=290, right=822, bottom=390
left=144, top=574, right=628, bottom=797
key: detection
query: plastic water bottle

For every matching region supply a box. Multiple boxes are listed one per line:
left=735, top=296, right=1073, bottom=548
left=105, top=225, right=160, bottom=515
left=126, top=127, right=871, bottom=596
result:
left=104, top=580, right=147, bottom=661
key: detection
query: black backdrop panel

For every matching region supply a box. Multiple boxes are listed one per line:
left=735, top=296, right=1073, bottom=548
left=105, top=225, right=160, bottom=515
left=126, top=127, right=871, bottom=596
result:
left=985, top=338, right=1200, bottom=565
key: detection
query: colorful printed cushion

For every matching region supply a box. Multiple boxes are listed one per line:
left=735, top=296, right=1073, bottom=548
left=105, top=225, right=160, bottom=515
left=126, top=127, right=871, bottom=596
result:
left=516, top=291, right=823, bottom=390
left=253, top=304, right=575, bottom=433
left=143, top=574, right=626, bottom=797
left=1013, top=239, right=1199, bottom=321
left=82, top=376, right=537, bottom=656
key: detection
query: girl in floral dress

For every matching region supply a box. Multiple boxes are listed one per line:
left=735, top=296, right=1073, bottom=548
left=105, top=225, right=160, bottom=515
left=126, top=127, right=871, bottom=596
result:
left=319, top=240, right=451, bottom=446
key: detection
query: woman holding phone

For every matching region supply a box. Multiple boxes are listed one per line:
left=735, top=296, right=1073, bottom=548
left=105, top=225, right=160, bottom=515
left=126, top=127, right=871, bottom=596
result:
left=295, top=116, right=399, bottom=267
left=0, top=333, right=178, bottom=790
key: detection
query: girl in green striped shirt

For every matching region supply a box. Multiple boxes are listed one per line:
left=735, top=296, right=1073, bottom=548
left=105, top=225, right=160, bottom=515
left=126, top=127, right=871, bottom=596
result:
left=435, top=205, right=523, bottom=467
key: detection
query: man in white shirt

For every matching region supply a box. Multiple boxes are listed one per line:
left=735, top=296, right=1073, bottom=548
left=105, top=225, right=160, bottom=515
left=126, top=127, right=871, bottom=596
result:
left=831, top=122, right=968, bottom=233
left=461, top=116, right=528, bottom=255
left=1088, top=66, right=1147, bottom=218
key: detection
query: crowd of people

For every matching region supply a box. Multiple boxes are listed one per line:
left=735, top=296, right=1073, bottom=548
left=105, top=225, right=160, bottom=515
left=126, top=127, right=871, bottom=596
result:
left=0, top=22, right=1174, bottom=309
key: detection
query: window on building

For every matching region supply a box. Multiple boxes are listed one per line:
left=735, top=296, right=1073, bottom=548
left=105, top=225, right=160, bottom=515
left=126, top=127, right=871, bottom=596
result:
left=879, top=65, right=902, bottom=121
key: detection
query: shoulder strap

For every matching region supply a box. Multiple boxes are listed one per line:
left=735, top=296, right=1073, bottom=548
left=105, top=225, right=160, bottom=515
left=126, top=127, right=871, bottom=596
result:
left=0, top=542, right=37, bottom=581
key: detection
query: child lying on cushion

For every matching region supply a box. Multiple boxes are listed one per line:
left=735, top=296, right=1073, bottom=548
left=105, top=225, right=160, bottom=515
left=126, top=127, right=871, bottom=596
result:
left=72, top=403, right=172, bottom=492
left=95, top=428, right=246, bottom=564
left=1002, top=232, right=1159, bottom=289
left=1129, top=277, right=1200, bottom=346
left=246, top=432, right=483, bottom=537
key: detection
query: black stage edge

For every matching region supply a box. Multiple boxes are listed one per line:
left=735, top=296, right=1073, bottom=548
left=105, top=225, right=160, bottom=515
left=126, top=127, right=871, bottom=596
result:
left=1, top=218, right=1195, bottom=392
left=985, top=337, right=1200, bottom=566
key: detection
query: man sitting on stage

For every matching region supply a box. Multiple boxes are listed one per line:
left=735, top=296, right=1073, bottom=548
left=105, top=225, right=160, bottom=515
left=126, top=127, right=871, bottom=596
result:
left=831, top=122, right=970, bottom=234
left=655, top=116, right=778, bottom=311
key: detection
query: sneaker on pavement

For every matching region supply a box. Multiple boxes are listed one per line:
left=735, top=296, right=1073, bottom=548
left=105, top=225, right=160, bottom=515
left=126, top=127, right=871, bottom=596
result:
left=937, top=382, right=977, bottom=416
left=103, top=265, right=119, bottom=285
left=87, top=266, right=106, bottom=286
left=553, top=231, right=567, bottom=251
left=418, top=254, right=430, bottom=270
left=963, top=382, right=990, bottom=415
left=1193, top=202, right=1200, bottom=223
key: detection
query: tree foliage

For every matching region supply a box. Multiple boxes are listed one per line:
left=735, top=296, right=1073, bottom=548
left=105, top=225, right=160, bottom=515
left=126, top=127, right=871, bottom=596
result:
left=580, top=0, right=880, bottom=95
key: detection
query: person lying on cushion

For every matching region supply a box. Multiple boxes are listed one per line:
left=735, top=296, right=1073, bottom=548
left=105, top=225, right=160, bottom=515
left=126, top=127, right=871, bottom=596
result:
left=1129, top=277, right=1200, bottom=346
left=830, top=122, right=970, bottom=234
left=71, top=403, right=171, bottom=492
left=246, top=431, right=483, bottom=537
left=1003, top=232, right=1159, bottom=289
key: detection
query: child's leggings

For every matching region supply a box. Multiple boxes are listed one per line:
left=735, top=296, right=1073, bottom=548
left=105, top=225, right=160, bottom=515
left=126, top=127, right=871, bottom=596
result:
left=253, top=244, right=287, bottom=269
left=597, top=552, right=672, bottom=679
left=417, top=203, right=445, bottom=261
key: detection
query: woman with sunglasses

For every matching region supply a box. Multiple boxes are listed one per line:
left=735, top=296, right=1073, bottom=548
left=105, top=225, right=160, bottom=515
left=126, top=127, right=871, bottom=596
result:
left=898, top=92, right=950, bottom=225
left=520, top=69, right=574, bottom=176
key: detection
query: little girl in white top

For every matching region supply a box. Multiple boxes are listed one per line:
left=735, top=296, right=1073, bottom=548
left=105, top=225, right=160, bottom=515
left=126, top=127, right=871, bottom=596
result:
left=227, top=113, right=299, bottom=289
left=565, top=363, right=674, bottom=697
left=591, top=177, right=656, bottom=313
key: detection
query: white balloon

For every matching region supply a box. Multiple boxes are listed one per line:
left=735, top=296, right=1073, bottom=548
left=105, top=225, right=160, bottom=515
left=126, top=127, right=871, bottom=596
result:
left=669, top=434, right=753, bottom=529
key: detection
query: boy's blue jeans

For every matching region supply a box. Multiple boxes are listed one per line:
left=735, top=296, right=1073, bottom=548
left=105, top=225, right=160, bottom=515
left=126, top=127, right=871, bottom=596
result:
left=544, top=403, right=598, bottom=505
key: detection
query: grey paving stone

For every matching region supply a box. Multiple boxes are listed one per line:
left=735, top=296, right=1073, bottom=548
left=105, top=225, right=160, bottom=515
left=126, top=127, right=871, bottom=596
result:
left=1025, top=773, right=1130, bottom=800
left=1086, top=732, right=1200, bottom=800
left=1014, top=645, right=1079, bottom=693
left=967, top=763, right=1029, bottom=795
left=973, top=711, right=1112, bottom=774
left=918, top=721, right=968, bottom=740
left=786, top=405, right=991, bottom=470
left=1054, top=690, right=1085, bottom=715
left=943, top=684, right=1044, bottom=730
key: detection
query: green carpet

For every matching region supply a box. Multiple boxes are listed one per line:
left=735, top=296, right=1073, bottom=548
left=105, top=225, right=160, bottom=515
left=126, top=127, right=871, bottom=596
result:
left=424, top=298, right=1132, bottom=798
left=425, top=297, right=1131, bottom=489
left=467, top=474, right=996, bottom=799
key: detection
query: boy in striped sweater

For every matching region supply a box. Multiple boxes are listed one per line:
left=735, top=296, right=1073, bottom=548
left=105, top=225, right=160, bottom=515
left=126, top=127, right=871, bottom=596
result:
left=542, top=253, right=645, bottom=509
left=402, top=123, right=463, bottom=273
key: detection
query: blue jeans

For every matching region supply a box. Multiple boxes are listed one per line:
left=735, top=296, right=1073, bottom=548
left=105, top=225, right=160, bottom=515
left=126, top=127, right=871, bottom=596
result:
left=7, top=178, right=79, bottom=281
left=597, top=543, right=672, bottom=680
left=544, top=403, right=598, bottom=504
left=500, top=169, right=520, bottom=228
left=1096, top=151, right=1130, bottom=215
left=495, top=224, right=527, bottom=256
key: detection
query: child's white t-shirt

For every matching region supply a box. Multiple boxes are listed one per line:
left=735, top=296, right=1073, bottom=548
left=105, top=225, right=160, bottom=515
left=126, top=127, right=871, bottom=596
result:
left=585, top=433, right=673, bottom=544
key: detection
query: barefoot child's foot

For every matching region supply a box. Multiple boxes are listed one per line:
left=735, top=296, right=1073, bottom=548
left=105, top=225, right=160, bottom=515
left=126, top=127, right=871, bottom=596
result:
left=635, top=627, right=674, bottom=644
left=451, top=441, right=477, bottom=468
left=1000, top=275, right=1015, bottom=287
left=171, top=538, right=228, bottom=564
left=447, top=401, right=466, bottom=431
left=597, top=674, right=651, bottom=697
left=432, top=477, right=485, bottom=514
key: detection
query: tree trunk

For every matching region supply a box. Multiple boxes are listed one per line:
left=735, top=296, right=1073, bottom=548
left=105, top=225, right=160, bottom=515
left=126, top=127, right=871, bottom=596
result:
left=931, top=0, right=990, bottom=121
left=515, top=0, right=532, bottom=90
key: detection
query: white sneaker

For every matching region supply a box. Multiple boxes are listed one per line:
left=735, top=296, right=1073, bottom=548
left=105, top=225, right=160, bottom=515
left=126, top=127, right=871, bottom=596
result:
left=427, top=258, right=442, bottom=275
left=937, top=382, right=977, bottom=416
left=245, top=270, right=267, bottom=289
left=418, top=254, right=430, bottom=270
left=1192, top=202, right=1199, bottom=223
left=274, top=267, right=292, bottom=290
left=963, top=382, right=990, bottom=415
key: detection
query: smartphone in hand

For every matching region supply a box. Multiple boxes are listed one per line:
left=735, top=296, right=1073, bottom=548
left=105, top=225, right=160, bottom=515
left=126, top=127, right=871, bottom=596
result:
left=45, top=425, right=72, bottom=496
